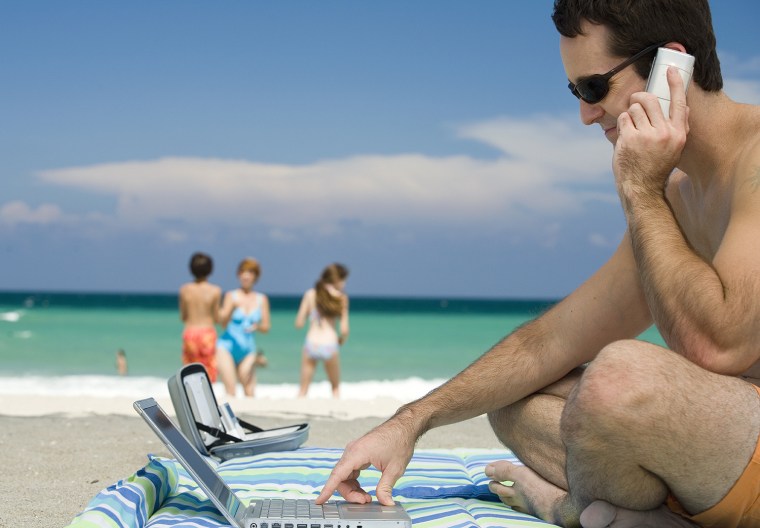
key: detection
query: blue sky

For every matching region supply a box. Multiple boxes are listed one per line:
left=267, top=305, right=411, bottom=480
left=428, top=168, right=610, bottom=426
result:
left=2, top=1, right=759, bottom=299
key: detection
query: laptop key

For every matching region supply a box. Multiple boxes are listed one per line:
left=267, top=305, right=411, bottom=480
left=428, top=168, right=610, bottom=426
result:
left=322, top=504, right=341, bottom=519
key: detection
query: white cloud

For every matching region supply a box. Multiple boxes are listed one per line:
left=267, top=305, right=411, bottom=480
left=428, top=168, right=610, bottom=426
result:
left=719, top=51, right=760, bottom=76
left=588, top=233, right=614, bottom=248
left=457, top=114, right=611, bottom=176
left=0, top=201, right=64, bottom=227
left=723, top=78, right=760, bottom=105
left=29, top=115, right=617, bottom=239
left=718, top=51, right=760, bottom=104
left=268, top=228, right=299, bottom=243
left=161, top=229, right=189, bottom=243
left=540, top=222, right=562, bottom=249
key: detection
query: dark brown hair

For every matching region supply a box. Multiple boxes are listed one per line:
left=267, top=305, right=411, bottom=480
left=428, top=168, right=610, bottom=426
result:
left=189, top=252, right=213, bottom=279
left=315, top=263, right=349, bottom=318
left=552, top=0, right=722, bottom=91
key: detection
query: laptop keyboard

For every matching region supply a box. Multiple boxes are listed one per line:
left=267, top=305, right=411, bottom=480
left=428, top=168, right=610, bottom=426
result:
left=251, top=498, right=341, bottom=520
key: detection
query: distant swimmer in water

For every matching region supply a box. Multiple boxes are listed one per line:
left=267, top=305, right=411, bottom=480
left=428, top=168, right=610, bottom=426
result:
left=116, top=349, right=128, bottom=376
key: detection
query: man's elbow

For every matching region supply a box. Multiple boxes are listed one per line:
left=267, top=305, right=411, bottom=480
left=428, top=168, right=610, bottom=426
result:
left=686, top=341, right=758, bottom=376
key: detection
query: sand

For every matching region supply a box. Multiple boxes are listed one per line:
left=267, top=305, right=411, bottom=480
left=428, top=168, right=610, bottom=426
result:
left=0, top=394, right=502, bottom=528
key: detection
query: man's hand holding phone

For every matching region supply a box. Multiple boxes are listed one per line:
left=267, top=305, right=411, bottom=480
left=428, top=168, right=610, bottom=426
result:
left=614, top=64, right=691, bottom=206
left=645, top=47, right=695, bottom=118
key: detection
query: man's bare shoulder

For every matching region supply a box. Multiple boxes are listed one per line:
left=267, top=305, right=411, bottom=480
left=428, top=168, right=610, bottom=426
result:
left=180, top=281, right=221, bottom=296
left=736, top=105, right=760, bottom=152
left=742, top=118, right=760, bottom=156
left=733, top=122, right=760, bottom=195
left=204, top=283, right=222, bottom=299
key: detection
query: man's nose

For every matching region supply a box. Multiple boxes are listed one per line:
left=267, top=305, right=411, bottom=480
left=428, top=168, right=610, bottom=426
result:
left=579, top=100, right=604, bottom=126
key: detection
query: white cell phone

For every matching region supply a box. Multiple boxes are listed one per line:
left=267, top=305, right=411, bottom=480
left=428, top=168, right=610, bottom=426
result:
left=645, top=47, right=695, bottom=117
left=219, top=402, right=246, bottom=439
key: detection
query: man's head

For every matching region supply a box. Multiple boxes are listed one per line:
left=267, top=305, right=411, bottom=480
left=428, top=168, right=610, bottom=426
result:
left=552, top=0, right=722, bottom=92
left=189, top=252, right=213, bottom=280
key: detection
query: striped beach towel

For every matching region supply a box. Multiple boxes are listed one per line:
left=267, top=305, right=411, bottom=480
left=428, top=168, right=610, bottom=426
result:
left=68, top=447, right=556, bottom=527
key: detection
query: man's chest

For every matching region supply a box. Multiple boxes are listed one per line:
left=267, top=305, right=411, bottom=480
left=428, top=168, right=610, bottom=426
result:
left=667, top=173, right=732, bottom=260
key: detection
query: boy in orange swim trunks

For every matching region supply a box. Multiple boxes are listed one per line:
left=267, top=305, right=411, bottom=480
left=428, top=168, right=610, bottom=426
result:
left=179, top=252, right=222, bottom=381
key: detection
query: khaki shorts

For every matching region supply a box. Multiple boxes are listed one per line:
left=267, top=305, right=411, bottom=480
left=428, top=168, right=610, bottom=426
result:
left=667, top=384, right=760, bottom=527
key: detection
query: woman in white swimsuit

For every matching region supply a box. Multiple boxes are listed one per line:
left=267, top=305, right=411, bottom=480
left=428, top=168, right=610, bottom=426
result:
left=294, top=263, right=349, bottom=398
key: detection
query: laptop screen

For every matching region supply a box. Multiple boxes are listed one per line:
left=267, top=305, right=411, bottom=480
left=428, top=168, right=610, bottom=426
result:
left=135, top=398, right=243, bottom=521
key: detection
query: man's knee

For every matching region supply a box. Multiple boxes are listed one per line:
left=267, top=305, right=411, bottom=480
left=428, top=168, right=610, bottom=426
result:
left=560, top=340, right=664, bottom=446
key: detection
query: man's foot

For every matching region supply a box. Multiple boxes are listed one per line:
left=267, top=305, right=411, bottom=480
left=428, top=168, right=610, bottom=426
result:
left=580, top=501, right=699, bottom=528
left=486, top=460, right=571, bottom=524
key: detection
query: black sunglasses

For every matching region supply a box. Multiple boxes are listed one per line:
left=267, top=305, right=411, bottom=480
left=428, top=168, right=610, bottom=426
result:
left=568, top=42, right=665, bottom=104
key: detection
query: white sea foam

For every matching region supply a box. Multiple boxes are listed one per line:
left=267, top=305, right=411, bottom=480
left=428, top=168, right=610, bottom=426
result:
left=0, top=374, right=444, bottom=401
left=0, top=310, right=23, bottom=322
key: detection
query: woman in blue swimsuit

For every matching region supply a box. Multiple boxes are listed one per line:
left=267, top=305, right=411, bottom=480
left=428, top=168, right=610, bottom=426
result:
left=216, top=257, right=271, bottom=397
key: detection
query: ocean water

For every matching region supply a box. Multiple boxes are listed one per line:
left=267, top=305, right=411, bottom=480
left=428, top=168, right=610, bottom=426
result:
left=0, top=291, right=665, bottom=400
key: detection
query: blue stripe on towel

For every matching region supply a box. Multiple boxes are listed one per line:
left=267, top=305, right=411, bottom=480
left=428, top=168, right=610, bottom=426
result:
left=69, top=455, right=178, bottom=528
left=395, top=484, right=500, bottom=502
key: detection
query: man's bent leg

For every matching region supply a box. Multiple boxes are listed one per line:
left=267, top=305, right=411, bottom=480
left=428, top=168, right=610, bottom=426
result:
left=487, top=368, right=584, bottom=490
left=562, top=339, right=760, bottom=517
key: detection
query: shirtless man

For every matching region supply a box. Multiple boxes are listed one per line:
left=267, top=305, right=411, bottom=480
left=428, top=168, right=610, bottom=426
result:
left=179, top=252, right=222, bottom=382
left=317, top=1, right=760, bottom=526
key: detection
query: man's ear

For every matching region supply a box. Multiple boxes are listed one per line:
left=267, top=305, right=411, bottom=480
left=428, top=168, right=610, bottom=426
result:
left=663, top=41, right=688, bottom=54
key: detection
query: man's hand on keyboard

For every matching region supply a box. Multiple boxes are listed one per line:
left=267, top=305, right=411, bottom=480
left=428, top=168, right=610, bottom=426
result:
left=316, top=417, right=416, bottom=506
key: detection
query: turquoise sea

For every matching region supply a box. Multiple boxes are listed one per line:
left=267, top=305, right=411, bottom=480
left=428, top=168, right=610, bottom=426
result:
left=0, top=291, right=665, bottom=399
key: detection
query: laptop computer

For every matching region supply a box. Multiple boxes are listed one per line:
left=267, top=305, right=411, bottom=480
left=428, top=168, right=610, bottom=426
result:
left=134, top=398, right=412, bottom=528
